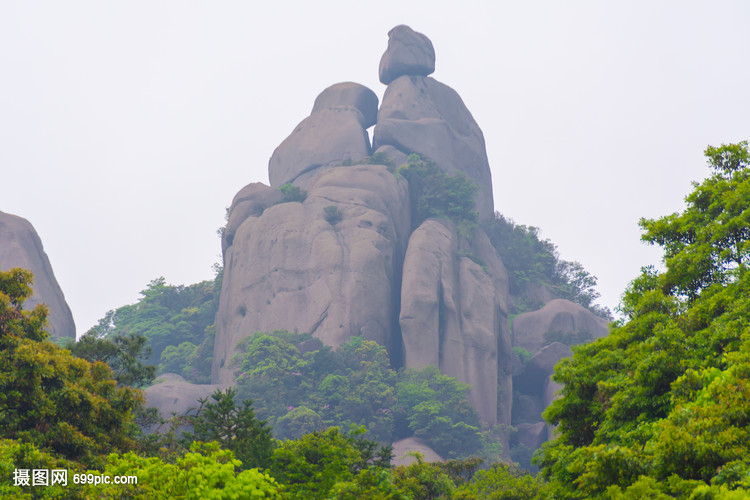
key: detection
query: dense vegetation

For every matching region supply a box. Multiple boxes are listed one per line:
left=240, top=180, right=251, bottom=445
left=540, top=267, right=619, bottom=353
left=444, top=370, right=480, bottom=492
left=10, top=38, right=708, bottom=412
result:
left=74, top=273, right=221, bottom=384
left=537, top=141, right=750, bottom=497
left=232, top=331, right=489, bottom=460
left=396, top=154, right=479, bottom=229
left=483, top=213, right=611, bottom=318
left=8, top=141, right=747, bottom=496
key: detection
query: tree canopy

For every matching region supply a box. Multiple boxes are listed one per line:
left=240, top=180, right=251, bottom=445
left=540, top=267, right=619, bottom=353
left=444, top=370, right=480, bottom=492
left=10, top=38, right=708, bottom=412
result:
left=537, top=141, right=750, bottom=498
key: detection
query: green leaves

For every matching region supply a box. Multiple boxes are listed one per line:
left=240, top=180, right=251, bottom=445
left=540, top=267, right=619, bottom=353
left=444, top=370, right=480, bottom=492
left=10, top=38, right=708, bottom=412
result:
left=640, top=141, right=750, bottom=299
left=537, top=141, right=750, bottom=497
left=0, top=268, right=142, bottom=468
left=396, top=154, right=479, bottom=229
left=185, top=388, right=274, bottom=471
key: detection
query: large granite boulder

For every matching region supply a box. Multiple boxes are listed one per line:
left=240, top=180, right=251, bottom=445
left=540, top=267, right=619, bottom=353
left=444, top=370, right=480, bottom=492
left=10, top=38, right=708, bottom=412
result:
left=213, top=164, right=410, bottom=384
left=0, top=211, right=75, bottom=340
left=312, top=82, right=379, bottom=128
left=145, top=373, right=228, bottom=420
left=268, top=83, right=377, bottom=188
left=399, top=218, right=511, bottom=427
left=391, top=437, right=443, bottom=466
left=374, top=75, right=494, bottom=220
left=379, top=25, right=435, bottom=85
left=512, top=298, right=609, bottom=353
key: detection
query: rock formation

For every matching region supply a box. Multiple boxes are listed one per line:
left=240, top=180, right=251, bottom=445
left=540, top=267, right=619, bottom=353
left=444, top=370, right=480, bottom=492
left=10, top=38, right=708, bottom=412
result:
left=510, top=301, right=609, bottom=460
left=213, top=164, right=410, bottom=384
left=399, top=219, right=512, bottom=427
left=268, top=82, right=377, bottom=189
left=147, top=25, right=610, bottom=461
left=0, top=211, right=75, bottom=340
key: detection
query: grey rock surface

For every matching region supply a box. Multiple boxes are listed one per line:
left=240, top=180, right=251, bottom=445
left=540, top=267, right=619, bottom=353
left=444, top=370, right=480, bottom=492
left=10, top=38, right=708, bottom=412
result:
left=312, top=82, right=379, bottom=128
left=379, top=25, right=435, bottom=85
left=372, top=145, right=409, bottom=170
left=374, top=75, right=494, bottom=220
left=268, top=105, right=371, bottom=188
left=399, top=218, right=511, bottom=427
left=213, top=165, right=410, bottom=384
left=145, top=373, right=228, bottom=419
left=514, top=342, right=571, bottom=395
left=391, top=437, right=443, bottom=466
left=512, top=298, right=609, bottom=353
left=222, top=182, right=282, bottom=255
left=0, top=211, right=75, bottom=340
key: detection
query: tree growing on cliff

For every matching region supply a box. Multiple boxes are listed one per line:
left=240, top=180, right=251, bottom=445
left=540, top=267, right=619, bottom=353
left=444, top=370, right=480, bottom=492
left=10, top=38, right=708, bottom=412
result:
left=397, top=154, right=479, bottom=229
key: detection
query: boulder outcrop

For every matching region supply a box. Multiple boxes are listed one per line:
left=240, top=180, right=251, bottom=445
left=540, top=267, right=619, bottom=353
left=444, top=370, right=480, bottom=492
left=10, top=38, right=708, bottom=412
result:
left=391, top=437, right=443, bottom=466
left=213, top=164, right=410, bottom=384
left=373, top=75, right=494, bottom=220
left=0, top=211, right=75, bottom=340
left=146, top=26, right=611, bottom=465
left=379, top=25, right=435, bottom=85
left=512, top=298, right=609, bottom=353
left=144, top=373, right=228, bottom=421
left=399, top=218, right=511, bottom=427
left=268, top=83, right=377, bottom=189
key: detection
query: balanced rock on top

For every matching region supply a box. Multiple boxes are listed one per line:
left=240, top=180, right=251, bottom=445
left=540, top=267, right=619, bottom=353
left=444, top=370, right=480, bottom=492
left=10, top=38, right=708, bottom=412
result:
left=379, top=25, right=436, bottom=84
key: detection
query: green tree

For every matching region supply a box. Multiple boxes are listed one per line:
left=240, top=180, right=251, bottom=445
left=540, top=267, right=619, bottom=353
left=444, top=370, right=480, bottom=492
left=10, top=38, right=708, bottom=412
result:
left=184, top=388, right=274, bottom=470
left=89, top=274, right=221, bottom=382
left=279, top=183, right=307, bottom=203
left=395, top=366, right=482, bottom=458
left=537, top=141, right=750, bottom=497
left=0, top=267, right=142, bottom=468
left=270, top=426, right=391, bottom=499
left=640, top=140, right=750, bottom=299
left=66, top=329, right=155, bottom=387
left=397, top=154, right=479, bottom=229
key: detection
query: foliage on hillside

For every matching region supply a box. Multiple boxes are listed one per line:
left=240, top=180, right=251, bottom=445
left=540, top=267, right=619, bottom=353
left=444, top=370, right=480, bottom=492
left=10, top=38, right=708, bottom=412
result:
left=483, top=213, right=611, bottom=318
left=397, top=154, right=479, bottom=229
left=232, top=331, right=488, bottom=461
left=85, top=272, right=221, bottom=384
left=0, top=267, right=142, bottom=469
left=537, top=141, right=750, bottom=498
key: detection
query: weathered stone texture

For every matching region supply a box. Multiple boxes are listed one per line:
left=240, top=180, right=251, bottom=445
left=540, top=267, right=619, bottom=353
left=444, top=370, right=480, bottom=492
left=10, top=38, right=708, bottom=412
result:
left=0, top=211, right=75, bottom=340
left=212, top=165, right=409, bottom=384
left=268, top=82, right=379, bottom=189
left=399, top=219, right=511, bottom=427
left=374, top=75, right=494, bottom=220
left=512, top=298, right=609, bottom=353
left=379, top=25, right=436, bottom=85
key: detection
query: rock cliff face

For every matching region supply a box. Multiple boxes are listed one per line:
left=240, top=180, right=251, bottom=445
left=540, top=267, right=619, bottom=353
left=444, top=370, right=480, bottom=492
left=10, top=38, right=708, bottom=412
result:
left=148, top=26, right=609, bottom=459
left=0, top=211, right=76, bottom=340
left=213, top=165, right=410, bottom=384
left=212, top=26, right=512, bottom=426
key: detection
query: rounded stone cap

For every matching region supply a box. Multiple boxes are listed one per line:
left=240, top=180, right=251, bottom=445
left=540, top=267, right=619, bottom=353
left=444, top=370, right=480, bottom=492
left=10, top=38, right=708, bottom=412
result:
left=312, top=82, right=379, bottom=128
left=379, top=25, right=435, bottom=85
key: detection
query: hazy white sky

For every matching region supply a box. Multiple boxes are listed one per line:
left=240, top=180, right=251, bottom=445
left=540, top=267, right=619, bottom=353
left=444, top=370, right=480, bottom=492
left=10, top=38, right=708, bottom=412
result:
left=2, top=1, right=749, bottom=334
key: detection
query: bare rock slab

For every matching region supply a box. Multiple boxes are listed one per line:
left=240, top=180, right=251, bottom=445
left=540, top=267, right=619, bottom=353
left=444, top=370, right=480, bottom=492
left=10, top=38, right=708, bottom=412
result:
left=212, top=165, right=410, bottom=384
left=0, top=211, right=75, bottom=340
left=145, top=373, right=228, bottom=420
left=391, top=437, right=443, bottom=466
